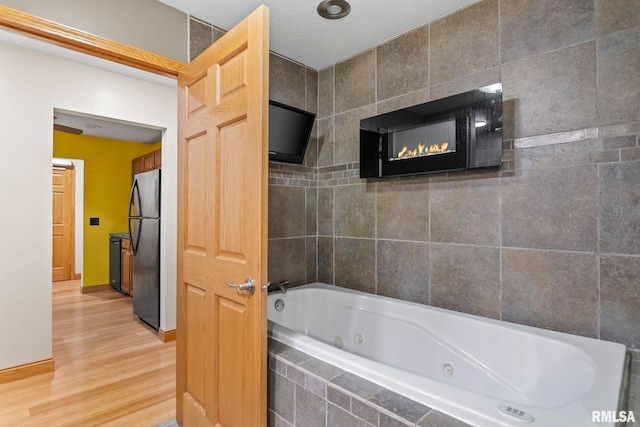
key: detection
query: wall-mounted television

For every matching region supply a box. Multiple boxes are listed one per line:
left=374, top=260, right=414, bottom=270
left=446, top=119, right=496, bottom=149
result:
left=269, top=100, right=315, bottom=164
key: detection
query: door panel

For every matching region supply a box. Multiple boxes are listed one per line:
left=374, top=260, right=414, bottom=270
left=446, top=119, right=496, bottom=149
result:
left=215, top=295, right=245, bottom=426
left=217, top=119, right=248, bottom=259
left=52, top=166, right=74, bottom=281
left=185, top=133, right=207, bottom=253
left=177, top=6, right=269, bottom=427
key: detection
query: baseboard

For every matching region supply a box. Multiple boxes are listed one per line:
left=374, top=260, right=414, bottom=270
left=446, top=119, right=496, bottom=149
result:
left=73, top=273, right=82, bottom=280
left=0, top=358, right=54, bottom=384
left=81, top=284, right=113, bottom=294
left=158, top=328, right=176, bottom=343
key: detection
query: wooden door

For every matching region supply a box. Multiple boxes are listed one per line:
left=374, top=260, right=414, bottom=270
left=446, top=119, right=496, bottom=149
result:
left=176, top=5, right=269, bottom=427
left=52, top=166, right=74, bottom=281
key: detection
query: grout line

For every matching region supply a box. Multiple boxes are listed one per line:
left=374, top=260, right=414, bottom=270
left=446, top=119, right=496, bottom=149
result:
left=596, top=163, right=601, bottom=340
left=332, top=67, right=336, bottom=168
left=305, top=186, right=308, bottom=284
left=332, top=186, right=336, bottom=285
left=374, top=45, right=378, bottom=108
left=427, top=23, right=431, bottom=95
left=374, top=181, right=378, bottom=295
left=498, top=174, right=503, bottom=321
left=316, top=189, right=319, bottom=282
left=428, top=176, right=432, bottom=306
left=497, top=0, right=502, bottom=66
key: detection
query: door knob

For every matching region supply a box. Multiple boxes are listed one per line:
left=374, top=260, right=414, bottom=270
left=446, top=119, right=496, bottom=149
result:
left=227, top=278, right=255, bottom=295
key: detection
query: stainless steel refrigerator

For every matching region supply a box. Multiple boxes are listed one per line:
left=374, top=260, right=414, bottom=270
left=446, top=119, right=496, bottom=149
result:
left=128, top=168, right=160, bottom=330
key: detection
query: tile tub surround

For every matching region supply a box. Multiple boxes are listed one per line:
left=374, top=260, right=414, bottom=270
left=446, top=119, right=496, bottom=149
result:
left=310, top=0, right=640, bottom=411
left=268, top=338, right=474, bottom=427
left=313, top=0, right=640, bottom=351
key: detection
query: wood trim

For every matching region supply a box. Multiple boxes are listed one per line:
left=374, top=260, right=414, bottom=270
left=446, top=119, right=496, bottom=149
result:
left=0, top=5, right=184, bottom=78
left=0, top=358, right=54, bottom=385
left=81, top=284, right=113, bottom=294
left=73, top=273, right=82, bottom=280
left=69, top=166, right=76, bottom=283
left=53, top=124, right=83, bottom=134
left=158, top=329, right=176, bottom=343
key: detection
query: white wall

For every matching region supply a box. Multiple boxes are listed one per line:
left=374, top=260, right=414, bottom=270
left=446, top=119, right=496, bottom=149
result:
left=0, top=39, right=178, bottom=370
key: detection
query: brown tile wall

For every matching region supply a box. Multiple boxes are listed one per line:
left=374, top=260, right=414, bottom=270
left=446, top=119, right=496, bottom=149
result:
left=316, top=0, right=639, bottom=332
left=311, top=0, right=640, bottom=410
left=267, top=54, right=319, bottom=287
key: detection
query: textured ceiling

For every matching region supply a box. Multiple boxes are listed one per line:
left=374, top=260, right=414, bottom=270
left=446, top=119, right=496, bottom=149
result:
left=2, top=1, right=484, bottom=142
left=54, top=111, right=163, bottom=143
left=158, top=0, right=482, bottom=70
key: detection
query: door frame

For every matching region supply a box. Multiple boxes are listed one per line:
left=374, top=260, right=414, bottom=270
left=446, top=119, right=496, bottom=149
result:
left=2, top=6, right=269, bottom=425
left=0, top=7, right=183, bottom=282
left=0, top=5, right=184, bottom=78
left=52, top=158, right=86, bottom=283
left=0, top=5, right=184, bottom=368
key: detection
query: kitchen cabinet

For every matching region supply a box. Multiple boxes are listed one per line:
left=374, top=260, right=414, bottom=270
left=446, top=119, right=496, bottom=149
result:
left=153, top=149, right=161, bottom=169
left=120, top=238, right=134, bottom=296
left=132, top=156, right=144, bottom=177
left=143, top=152, right=155, bottom=171
left=132, top=148, right=161, bottom=178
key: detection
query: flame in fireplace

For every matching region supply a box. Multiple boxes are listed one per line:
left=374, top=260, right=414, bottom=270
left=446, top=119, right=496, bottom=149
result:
left=396, top=142, right=450, bottom=159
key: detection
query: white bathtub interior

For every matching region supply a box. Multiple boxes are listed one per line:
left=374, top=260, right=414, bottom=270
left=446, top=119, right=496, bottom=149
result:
left=268, top=283, right=628, bottom=427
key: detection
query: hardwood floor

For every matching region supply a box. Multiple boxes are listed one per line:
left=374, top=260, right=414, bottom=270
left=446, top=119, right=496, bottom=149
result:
left=0, top=280, right=176, bottom=426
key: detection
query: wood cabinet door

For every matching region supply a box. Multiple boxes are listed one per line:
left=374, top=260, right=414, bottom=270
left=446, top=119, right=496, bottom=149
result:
left=132, top=156, right=144, bottom=177
left=177, top=5, right=269, bottom=427
left=153, top=149, right=161, bottom=168
left=121, top=245, right=131, bottom=295
left=143, top=152, right=155, bottom=171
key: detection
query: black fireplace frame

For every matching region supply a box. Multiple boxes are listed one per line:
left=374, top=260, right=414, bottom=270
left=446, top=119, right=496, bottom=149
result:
left=360, top=84, right=503, bottom=178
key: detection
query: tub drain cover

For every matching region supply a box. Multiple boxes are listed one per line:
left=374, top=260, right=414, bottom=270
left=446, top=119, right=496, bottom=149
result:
left=442, top=363, right=455, bottom=378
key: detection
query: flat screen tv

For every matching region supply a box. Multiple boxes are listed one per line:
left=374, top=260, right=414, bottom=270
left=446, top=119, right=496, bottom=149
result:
left=269, top=100, right=315, bottom=164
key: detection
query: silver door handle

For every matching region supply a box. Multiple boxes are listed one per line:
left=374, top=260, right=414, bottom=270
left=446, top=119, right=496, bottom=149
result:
left=227, top=278, right=255, bottom=295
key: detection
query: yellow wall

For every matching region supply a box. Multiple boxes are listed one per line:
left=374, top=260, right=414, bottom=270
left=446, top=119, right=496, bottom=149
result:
left=53, top=131, right=160, bottom=287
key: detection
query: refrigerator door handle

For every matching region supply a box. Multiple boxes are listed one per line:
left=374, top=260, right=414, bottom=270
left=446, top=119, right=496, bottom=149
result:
left=128, top=217, right=135, bottom=255
left=128, top=178, right=138, bottom=217
left=128, top=178, right=142, bottom=256
left=129, top=218, right=141, bottom=256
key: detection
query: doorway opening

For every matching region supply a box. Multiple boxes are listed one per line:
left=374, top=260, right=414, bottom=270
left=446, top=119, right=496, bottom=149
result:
left=52, top=109, right=164, bottom=292
left=52, top=159, right=77, bottom=282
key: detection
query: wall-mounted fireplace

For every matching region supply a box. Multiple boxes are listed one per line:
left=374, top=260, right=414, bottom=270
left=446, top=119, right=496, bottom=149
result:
left=360, top=83, right=503, bottom=178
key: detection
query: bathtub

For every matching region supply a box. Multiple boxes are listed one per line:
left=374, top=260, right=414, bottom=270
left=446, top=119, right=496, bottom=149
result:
left=267, top=283, right=628, bottom=427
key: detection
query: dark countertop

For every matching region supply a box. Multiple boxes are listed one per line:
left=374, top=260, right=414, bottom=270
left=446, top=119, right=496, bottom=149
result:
left=109, top=232, right=130, bottom=240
